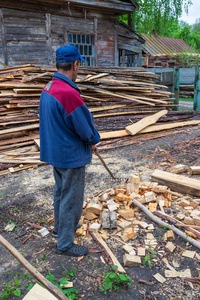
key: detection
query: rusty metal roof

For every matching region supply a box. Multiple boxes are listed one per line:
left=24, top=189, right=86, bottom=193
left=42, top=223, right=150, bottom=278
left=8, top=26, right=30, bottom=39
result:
left=142, top=33, right=198, bottom=56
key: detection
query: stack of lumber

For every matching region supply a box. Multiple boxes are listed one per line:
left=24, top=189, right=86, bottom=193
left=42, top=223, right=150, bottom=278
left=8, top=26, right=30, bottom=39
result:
left=0, top=64, right=198, bottom=175
left=179, top=85, right=194, bottom=98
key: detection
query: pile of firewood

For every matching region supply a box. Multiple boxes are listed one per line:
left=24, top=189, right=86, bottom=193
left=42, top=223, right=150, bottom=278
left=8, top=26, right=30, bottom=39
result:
left=63, top=167, right=200, bottom=272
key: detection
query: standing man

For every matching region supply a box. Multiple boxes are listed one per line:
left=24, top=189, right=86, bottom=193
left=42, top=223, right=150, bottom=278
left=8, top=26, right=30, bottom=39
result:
left=39, top=45, right=100, bottom=257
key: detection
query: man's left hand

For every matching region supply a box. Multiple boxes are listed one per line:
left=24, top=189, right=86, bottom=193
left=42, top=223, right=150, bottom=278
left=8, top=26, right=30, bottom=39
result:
left=90, top=145, right=99, bottom=155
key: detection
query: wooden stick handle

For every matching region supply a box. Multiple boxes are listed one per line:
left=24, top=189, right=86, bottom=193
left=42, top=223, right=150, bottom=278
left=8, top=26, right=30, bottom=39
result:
left=0, top=234, right=69, bottom=300
left=96, top=153, right=116, bottom=180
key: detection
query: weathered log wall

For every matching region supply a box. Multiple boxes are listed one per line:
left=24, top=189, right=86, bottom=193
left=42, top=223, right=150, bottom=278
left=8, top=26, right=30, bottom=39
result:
left=0, top=1, right=143, bottom=67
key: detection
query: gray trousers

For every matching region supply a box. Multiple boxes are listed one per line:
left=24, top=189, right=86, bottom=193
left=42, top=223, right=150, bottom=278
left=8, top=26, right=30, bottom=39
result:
left=53, top=166, right=85, bottom=251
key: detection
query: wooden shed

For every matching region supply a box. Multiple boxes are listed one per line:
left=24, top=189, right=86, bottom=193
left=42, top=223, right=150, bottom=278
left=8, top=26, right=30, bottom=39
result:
left=0, top=0, right=144, bottom=67
left=142, top=32, right=199, bottom=68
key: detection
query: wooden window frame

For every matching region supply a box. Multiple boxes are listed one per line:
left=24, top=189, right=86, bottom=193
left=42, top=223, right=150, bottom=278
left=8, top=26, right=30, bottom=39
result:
left=66, top=32, right=95, bottom=66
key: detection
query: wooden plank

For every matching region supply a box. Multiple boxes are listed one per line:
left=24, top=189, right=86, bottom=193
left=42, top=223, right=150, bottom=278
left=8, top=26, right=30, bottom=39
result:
left=141, top=120, right=200, bottom=134
left=125, top=110, right=168, bottom=135
left=97, top=78, right=168, bottom=89
left=91, top=232, right=125, bottom=273
left=82, top=73, right=109, bottom=82
left=0, top=119, right=39, bottom=126
left=0, top=158, right=41, bottom=163
left=0, top=124, right=39, bottom=135
left=93, top=111, right=156, bottom=118
left=100, top=120, right=200, bottom=140
left=22, top=283, right=58, bottom=300
left=151, top=170, right=200, bottom=197
left=78, top=84, right=155, bottom=106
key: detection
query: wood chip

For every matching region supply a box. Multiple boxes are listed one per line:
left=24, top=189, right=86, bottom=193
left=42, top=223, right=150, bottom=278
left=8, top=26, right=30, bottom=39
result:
left=153, top=273, right=166, bottom=283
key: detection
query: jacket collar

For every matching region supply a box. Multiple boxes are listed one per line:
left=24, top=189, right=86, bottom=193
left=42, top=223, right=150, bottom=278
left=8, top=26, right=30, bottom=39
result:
left=53, top=72, right=82, bottom=94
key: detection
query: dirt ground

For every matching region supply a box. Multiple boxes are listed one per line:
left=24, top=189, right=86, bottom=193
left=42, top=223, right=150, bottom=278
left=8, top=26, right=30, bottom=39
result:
left=1, top=120, right=200, bottom=300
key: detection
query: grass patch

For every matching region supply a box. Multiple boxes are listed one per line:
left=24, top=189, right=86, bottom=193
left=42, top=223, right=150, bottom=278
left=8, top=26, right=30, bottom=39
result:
left=179, top=97, right=194, bottom=102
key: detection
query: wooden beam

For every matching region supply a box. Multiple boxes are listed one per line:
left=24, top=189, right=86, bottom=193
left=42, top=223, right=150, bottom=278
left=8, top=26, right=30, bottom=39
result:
left=114, top=24, right=118, bottom=67
left=45, top=13, right=53, bottom=65
left=94, top=16, right=98, bottom=66
left=151, top=169, right=200, bottom=197
left=38, top=0, right=135, bottom=13
left=0, top=9, right=8, bottom=65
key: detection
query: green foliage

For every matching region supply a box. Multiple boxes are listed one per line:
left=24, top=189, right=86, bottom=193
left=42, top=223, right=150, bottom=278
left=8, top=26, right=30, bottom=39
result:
left=141, top=247, right=156, bottom=267
left=41, top=254, right=46, bottom=261
left=99, top=265, right=131, bottom=295
left=118, top=0, right=192, bottom=36
left=46, top=270, right=78, bottom=299
left=172, top=24, right=200, bottom=51
left=62, top=266, right=77, bottom=280
left=141, top=255, right=152, bottom=267
left=0, top=279, right=21, bottom=299
left=192, top=18, right=200, bottom=35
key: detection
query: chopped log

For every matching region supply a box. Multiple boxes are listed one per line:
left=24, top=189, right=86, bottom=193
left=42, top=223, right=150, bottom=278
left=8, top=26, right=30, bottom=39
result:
left=170, top=164, right=188, bottom=174
left=151, top=169, right=200, bottom=197
left=189, top=166, right=200, bottom=175
left=123, top=254, right=141, bottom=267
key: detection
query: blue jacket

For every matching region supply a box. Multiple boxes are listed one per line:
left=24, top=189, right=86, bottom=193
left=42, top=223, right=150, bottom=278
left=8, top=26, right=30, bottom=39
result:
left=39, top=72, right=100, bottom=168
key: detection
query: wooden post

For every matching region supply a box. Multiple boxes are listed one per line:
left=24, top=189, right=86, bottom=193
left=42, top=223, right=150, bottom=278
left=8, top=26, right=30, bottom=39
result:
left=137, top=52, right=142, bottom=67
left=114, top=24, right=118, bottom=67
left=0, top=9, right=8, bottom=66
left=94, top=16, right=98, bottom=67
left=128, top=13, right=132, bottom=28
left=64, top=26, right=68, bottom=45
left=193, top=65, right=200, bottom=112
left=172, top=66, right=180, bottom=111
left=45, top=13, right=53, bottom=65
left=121, top=49, right=125, bottom=67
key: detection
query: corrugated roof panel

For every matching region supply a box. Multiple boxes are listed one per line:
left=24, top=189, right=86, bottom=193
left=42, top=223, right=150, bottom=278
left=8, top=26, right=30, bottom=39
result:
left=142, top=33, right=197, bottom=56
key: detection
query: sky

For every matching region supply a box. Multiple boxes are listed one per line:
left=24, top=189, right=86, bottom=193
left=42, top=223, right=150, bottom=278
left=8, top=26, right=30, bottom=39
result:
left=179, top=0, right=200, bottom=25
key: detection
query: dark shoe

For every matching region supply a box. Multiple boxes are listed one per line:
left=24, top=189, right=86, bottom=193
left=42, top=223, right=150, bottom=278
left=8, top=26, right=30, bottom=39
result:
left=52, top=224, right=81, bottom=238
left=52, top=231, right=58, bottom=238
left=55, top=243, right=88, bottom=257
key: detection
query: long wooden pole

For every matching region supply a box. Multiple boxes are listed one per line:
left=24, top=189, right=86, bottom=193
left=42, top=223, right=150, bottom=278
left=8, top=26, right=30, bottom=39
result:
left=132, top=200, right=200, bottom=250
left=0, top=234, right=69, bottom=300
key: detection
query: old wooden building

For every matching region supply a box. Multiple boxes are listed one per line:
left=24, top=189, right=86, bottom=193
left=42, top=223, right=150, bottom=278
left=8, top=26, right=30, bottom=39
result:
left=142, top=32, right=199, bottom=68
left=0, top=0, right=144, bottom=67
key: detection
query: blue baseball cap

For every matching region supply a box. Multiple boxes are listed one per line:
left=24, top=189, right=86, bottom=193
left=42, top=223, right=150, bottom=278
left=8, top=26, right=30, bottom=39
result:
left=56, top=45, right=85, bottom=63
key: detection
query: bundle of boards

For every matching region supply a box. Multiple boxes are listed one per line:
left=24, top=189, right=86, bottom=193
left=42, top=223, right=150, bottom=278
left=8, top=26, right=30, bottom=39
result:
left=0, top=64, right=198, bottom=175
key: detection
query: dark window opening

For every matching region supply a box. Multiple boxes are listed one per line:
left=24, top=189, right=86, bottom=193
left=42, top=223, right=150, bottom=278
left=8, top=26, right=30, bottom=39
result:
left=68, top=33, right=95, bottom=66
left=119, top=49, right=137, bottom=67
